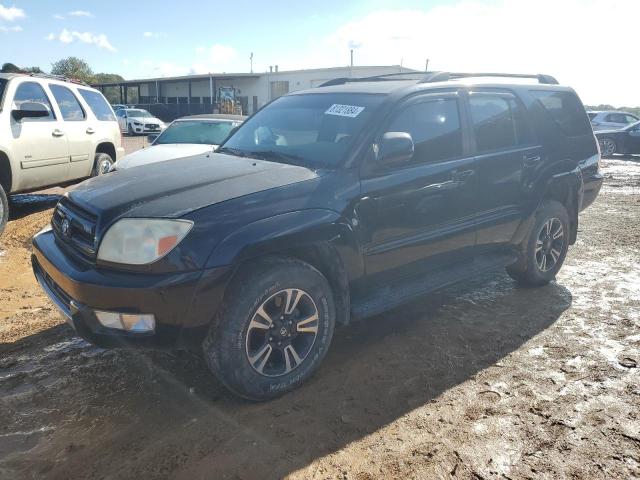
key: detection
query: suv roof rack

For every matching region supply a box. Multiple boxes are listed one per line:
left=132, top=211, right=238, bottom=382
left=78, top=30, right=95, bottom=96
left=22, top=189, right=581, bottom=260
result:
left=418, top=72, right=559, bottom=85
left=318, top=71, right=559, bottom=88
left=18, top=72, right=90, bottom=86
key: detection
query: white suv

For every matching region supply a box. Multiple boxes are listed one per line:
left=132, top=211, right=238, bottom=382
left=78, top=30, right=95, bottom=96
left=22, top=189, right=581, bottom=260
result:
left=0, top=73, right=124, bottom=234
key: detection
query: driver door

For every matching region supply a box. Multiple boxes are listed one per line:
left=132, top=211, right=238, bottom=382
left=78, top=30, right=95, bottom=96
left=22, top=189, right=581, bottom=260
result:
left=10, top=81, right=70, bottom=191
left=627, top=124, right=640, bottom=153
left=355, top=91, right=478, bottom=281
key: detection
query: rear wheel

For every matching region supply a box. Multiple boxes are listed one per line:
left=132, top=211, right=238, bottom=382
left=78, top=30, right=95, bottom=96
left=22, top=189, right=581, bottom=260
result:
left=599, top=137, right=617, bottom=157
left=506, top=200, right=570, bottom=287
left=203, top=257, right=335, bottom=401
left=92, top=153, right=114, bottom=176
left=0, top=184, right=8, bottom=236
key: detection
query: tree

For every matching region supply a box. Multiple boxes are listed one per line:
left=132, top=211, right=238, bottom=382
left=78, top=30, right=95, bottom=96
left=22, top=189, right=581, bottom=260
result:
left=1, top=62, right=22, bottom=73
left=93, top=72, right=126, bottom=104
left=51, top=57, right=94, bottom=83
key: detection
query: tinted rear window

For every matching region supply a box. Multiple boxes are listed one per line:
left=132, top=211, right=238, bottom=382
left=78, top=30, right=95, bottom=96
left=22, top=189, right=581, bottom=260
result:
left=530, top=90, right=592, bottom=136
left=78, top=88, right=116, bottom=121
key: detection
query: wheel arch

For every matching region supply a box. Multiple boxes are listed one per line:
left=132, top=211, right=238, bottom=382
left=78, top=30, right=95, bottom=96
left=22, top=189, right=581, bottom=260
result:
left=209, top=209, right=364, bottom=326
left=0, top=149, right=12, bottom=193
left=95, top=141, right=116, bottom=161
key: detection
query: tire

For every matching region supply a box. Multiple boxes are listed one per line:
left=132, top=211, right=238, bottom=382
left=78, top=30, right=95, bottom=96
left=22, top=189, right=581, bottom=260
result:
left=0, top=183, right=8, bottom=237
left=506, top=200, right=570, bottom=287
left=127, top=123, right=134, bottom=136
left=92, top=153, right=114, bottom=177
left=203, top=256, right=336, bottom=401
left=599, top=137, right=617, bottom=157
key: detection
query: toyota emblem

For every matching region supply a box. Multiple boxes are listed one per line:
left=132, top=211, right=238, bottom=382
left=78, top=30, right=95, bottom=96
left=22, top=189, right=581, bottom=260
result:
left=61, top=218, right=71, bottom=238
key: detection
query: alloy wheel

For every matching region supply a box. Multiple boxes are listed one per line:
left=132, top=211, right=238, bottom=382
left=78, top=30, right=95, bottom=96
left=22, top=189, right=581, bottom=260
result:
left=535, top=218, right=564, bottom=272
left=599, top=138, right=616, bottom=156
left=98, top=159, right=112, bottom=175
left=245, top=288, right=319, bottom=377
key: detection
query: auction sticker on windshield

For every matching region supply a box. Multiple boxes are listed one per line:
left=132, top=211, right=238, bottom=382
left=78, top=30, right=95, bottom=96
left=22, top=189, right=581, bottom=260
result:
left=325, top=104, right=365, bottom=118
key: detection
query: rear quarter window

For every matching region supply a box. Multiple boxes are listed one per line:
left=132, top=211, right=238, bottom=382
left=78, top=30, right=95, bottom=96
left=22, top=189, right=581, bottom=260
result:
left=530, top=90, right=592, bottom=137
left=78, top=88, right=116, bottom=121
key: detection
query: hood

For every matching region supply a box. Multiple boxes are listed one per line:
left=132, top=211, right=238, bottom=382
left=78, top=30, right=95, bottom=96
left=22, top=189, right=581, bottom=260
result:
left=116, top=144, right=214, bottom=169
left=68, top=152, right=318, bottom=223
left=129, top=115, right=161, bottom=124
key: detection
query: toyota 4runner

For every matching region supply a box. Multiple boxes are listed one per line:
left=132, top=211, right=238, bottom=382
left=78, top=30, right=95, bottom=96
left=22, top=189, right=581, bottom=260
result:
left=0, top=73, right=124, bottom=234
left=32, top=72, right=603, bottom=401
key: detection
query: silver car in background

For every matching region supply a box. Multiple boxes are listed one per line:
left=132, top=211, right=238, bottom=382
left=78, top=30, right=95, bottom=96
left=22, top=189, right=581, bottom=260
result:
left=588, top=110, right=639, bottom=131
left=115, top=114, right=246, bottom=170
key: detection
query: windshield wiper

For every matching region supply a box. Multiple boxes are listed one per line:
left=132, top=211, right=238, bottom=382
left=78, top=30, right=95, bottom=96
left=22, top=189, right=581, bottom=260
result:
left=216, top=147, right=254, bottom=158
left=251, top=150, right=307, bottom=166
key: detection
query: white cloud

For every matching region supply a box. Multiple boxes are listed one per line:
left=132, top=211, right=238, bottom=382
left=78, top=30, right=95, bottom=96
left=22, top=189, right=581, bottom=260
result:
left=68, top=10, right=93, bottom=18
left=313, top=0, right=640, bottom=106
left=53, top=14, right=64, bottom=20
left=0, top=24, right=21, bottom=32
left=143, top=31, right=165, bottom=38
left=0, top=4, right=25, bottom=21
left=46, top=28, right=116, bottom=52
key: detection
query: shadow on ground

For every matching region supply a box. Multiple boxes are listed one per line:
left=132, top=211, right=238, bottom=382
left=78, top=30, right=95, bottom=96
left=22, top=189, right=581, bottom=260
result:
left=0, top=271, right=572, bottom=479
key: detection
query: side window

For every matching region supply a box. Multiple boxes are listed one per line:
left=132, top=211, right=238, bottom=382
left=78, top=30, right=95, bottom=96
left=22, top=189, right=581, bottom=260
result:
left=606, top=113, right=625, bottom=123
left=386, top=97, right=463, bottom=164
left=12, top=81, right=55, bottom=121
left=530, top=90, right=592, bottom=137
left=469, top=93, right=529, bottom=153
left=49, top=84, right=85, bottom=121
left=625, top=115, right=638, bottom=124
left=116, top=109, right=125, bottom=118
left=78, top=88, right=116, bottom=121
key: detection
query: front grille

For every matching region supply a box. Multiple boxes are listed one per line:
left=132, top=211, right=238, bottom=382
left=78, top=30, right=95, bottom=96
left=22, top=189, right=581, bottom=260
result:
left=52, top=198, right=98, bottom=261
left=145, top=124, right=159, bottom=130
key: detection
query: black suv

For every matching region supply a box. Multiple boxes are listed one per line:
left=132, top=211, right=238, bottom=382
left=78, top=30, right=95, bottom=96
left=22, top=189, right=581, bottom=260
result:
left=32, top=72, right=602, bottom=400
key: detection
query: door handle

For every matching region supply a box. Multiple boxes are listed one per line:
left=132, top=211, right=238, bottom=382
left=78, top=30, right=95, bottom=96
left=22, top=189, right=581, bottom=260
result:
left=52, top=129, right=65, bottom=137
left=86, top=127, right=95, bottom=134
left=524, top=153, right=542, bottom=166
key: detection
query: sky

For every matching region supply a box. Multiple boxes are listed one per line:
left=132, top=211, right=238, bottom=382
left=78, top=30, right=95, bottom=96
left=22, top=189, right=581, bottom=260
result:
left=0, top=0, right=638, bottom=106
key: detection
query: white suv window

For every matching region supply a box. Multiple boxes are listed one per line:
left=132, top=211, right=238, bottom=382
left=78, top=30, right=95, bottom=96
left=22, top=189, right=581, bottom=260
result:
left=49, top=84, right=86, bottom=121
left=13, top=82, right=55, bottom=121
left=77, top=88, right=116, bottom=121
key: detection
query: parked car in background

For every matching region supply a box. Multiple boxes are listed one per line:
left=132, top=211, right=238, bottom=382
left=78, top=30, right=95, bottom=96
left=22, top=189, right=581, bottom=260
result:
left=588, top=110, right=639, bottom=131
left=0, top=73, right=124, bottom=235
left=111, top=104, right=131, bottom=111
left=115, top=114, right=246, bottom=170
left=32, top=71, right=602, bottom=400
left=116, top=108, right=166, bottom=135
left=595, top=120, right=640, bottom=156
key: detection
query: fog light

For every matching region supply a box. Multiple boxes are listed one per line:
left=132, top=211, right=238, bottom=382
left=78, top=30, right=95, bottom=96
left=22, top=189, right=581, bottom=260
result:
left=94, top=310, right=155, bottom=333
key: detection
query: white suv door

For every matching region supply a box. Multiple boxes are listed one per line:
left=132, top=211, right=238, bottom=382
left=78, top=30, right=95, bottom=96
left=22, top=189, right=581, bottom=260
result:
left=10, top=81, right=70, bottom=191
left=48, top=83, right=94, bottom=180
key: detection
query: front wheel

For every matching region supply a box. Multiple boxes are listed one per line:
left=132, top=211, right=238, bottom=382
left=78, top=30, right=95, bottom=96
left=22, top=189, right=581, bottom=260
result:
left=203, top=257, right=336, bottom=401
left=506, top=200, right=570, bottom=287
left=0, top=183, right=8, bottom=236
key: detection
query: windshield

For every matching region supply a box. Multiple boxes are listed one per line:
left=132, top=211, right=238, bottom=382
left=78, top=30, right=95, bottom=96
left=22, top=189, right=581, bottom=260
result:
left=127, top=109, right=153, bottom=118
left=221, top=93, right=385, bottom=168
left=155, top=120, right=236, bottom=145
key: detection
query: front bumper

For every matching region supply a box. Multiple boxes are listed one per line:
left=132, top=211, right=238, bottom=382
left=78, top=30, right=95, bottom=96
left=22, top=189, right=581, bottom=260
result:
left=32, top=229, right=230, bottom=349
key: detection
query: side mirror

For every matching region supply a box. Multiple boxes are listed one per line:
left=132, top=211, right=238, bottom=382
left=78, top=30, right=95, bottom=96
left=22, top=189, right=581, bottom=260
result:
left=12, top=102, right=50, bottom=121
left=147, top=133, right=159, bottom=144
left=377, top=132, right=414, bottom=165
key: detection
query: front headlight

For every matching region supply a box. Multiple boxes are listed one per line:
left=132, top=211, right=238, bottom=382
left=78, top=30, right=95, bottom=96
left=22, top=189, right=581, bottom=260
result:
left=133, top=121, right=142, bottom=126
left=97, top=218, right=193, bottom=265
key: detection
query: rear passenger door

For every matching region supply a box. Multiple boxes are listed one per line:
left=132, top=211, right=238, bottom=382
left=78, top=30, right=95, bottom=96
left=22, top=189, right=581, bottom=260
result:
left=465, top=89, right=541, bottom=248
left=48, top=84, right=94, bottom=179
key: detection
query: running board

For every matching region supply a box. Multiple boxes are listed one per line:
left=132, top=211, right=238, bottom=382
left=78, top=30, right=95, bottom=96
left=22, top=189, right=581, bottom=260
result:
left=350, top=252, right=517, bottom=320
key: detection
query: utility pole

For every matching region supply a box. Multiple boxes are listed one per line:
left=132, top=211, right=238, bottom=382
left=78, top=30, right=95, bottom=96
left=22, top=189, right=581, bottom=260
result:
left=425, top=58, right=430, bottom=72
left=250, top=52, right=254, bottom=73
left=350, top=49, right=354, bottom=77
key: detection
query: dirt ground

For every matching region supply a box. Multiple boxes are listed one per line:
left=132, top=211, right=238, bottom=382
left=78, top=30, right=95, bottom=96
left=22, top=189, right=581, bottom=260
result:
left=0, top=150, right=638, bottom=479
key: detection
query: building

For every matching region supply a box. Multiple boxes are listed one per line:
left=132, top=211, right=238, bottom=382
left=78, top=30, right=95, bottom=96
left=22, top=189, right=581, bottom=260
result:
left=93, top=65, right=415, bottom=121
